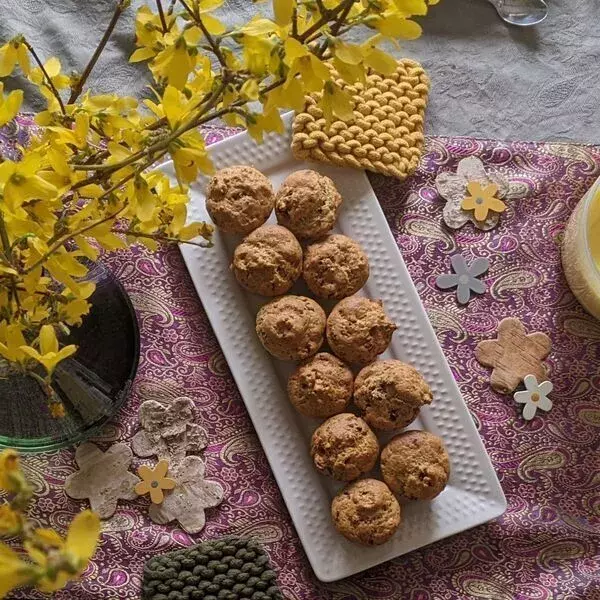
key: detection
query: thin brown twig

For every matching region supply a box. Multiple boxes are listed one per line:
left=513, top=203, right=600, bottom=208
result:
left=22, top=41, right=66, bottom=115
left=291, top=6, right=298, bottom=37
left=315, top=0, right=327, bottom=15
left=298, top=0, right=343, bottom=41
left=299, top=0, right=355, bottom=42
left=167, top=0, right=177, bottom=15
left=156, top=0, right=168, bottom=32
left=68, top=0, right=129, bottom=104
left=0, top=213, right=12, bottom=260
left=178, top=0, right=227, bottom=67
left=330, top=0, right=354, bottom=36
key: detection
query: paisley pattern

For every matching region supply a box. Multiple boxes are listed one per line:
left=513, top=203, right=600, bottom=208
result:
left=2, top=117, right=600, bottom=600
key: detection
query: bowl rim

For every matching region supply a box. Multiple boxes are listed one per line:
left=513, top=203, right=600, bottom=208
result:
left=582, top=177, right=600, bottom=283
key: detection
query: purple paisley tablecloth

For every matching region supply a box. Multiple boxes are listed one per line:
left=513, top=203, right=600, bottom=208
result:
left=2, top=117, right=600, bottom=600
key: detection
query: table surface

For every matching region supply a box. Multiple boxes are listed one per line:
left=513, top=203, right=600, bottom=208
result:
left=1, top=0, right=599, bottom=142
left=2, top=118, right=599, bottom=600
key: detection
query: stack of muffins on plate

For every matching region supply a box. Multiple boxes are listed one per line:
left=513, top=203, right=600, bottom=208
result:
left=205, top=165, right=450, bottom=546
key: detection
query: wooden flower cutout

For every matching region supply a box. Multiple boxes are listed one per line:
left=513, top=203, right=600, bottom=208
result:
left=475, top=318, right=552, bottom=394
left=461, top=181, right=506, bottom=222
left=135, top=460, right=176, bottom=504
left=132, top=397, right=208, bottom=463
left=514, top=374, right=553, bottom=420
left=435, top=156, right=510, bottom=230
left=65, top=443, right=140, bottom=519
left=148, top=456, right=224, bottom=534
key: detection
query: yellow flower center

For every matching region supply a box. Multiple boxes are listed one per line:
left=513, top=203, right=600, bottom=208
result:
left=531, top=392, right=540, bottom=403
left=475, top=196, right=484, bottom=205
left=9, top=173, right=24, bottom=185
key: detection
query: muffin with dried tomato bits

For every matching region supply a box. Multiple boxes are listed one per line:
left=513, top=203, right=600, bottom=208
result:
left=255, top=295, right=325, bottom=361
left=232, top=225, right=302, bottom=296
left=310, top=413, right=379, bottom=481
left=331, top=479, right=401, bottom=546
left=303, top=234, right=369, bottom=300
left=206, top=165, right=274, bottom=234
left=381, top=430, right=450, bottom=501
left=326, top=296, right=397, bottom=364
left=288, top=353, right=353, bottom=418
left=354, top=360, right=433, bottom=431
left=275, top=170, right=342, bottom=239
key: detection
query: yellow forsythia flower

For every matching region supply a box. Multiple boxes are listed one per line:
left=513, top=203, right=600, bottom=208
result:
left=0, top=83, right=22, bottom=127
left=319, top=80, right=354, bottom=123
left=49, top=402, right=66, bottom=418
left=19, top=325, right=77, bottom=376
left=25, top=510, right=101, bottom=593
left=151, top=37, right=196, bottom=90
left=0, top=504, right=21, bottom=536
left=0, top=153, right=58, bottom=215
left=27, top=57, right=70, bottom=112
left=170, top=130, right=214, bottom=183
left=0, top=38, right=30, bottom=77
left=273, top=0, right=294, bottom=26
left=0, top=323, right=28, bottom=364
left=0, top=544, right=37, bottom=599
left=0, top=450, right=22, bottom=493
left=284, top=38, right=330, bottom=92
left=194, top=0, right=226, bottom=34
left=241, top=35, right=278, bottom=77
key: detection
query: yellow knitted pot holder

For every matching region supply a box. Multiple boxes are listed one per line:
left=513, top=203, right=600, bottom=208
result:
left=291, top=59, right=429, bottom=180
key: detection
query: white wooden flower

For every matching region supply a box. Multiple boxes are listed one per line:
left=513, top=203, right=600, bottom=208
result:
left=514, top=374, right=553, bottom=420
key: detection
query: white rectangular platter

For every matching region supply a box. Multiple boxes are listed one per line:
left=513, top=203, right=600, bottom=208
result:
left=174, top=116, right=506, bottom=583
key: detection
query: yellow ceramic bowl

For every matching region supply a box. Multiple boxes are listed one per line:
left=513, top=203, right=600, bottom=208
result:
left=562, top=179, right=600, bottom=319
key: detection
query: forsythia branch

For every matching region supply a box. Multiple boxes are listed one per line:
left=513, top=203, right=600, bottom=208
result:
left=22, top=40, right=66, bottom=115
left=68, top=0, right=130, bottom=103
left=155, top=0, right=169, bottom=32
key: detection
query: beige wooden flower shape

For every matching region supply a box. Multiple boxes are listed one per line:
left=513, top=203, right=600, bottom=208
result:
left=65, top=443, right=140, bottom=519
left=148, top=456, right=224, bottom=534
left=132, top=397, right=208, bottom=463
left=475, top=317, right=552, bottom=394
left=435, top=156, right=510, bottom=230
left=135, top=459, right=177, bottom=504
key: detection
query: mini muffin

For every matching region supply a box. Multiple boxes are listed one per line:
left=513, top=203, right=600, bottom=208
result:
left=310, top=413, right=379, bottom=481
left=331, top=479, right=401, bottom=546
left=275, top=170, right=342, bottom=239
left=206, top=166, right=274, bottom=234
left=303, top=235, right=369, bottom=300
left=354, top=360, right=433, bottom=431
left=232, top=225, right=302, bottom=296
left=255, top=295, right=326, bottom=361
left=381, top=430, right=450, bottom=501
left=288, top=353, right=353, bottom=418
left=326, top=296, right=397, bottom=364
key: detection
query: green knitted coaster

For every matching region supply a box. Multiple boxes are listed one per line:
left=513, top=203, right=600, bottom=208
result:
left=142, top=536, right=284, bottom=600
